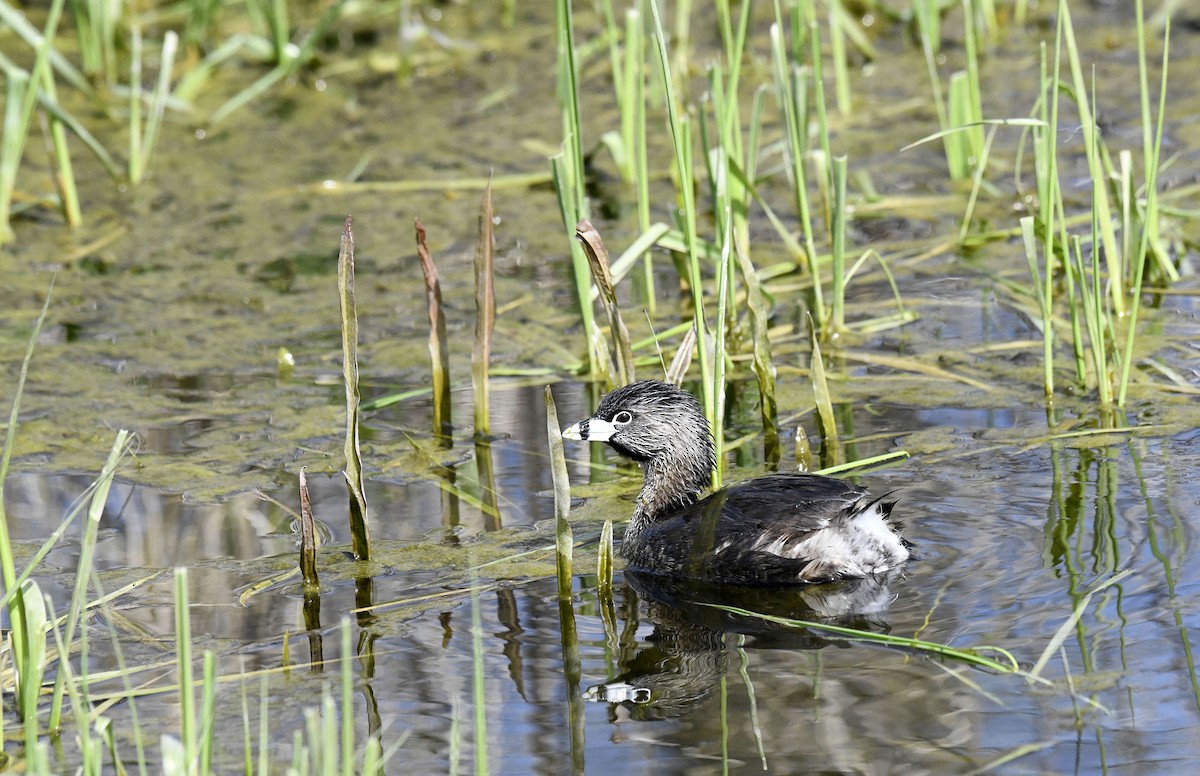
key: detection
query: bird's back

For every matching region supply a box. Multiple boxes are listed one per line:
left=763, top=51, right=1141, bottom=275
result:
left=620, top=473, right=908, bottom=585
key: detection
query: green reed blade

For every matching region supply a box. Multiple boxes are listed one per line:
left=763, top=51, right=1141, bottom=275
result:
left=0, top=0, right=91, bottom=95
left=808, top=316, right=840, bottom=460
left=0, top=279, right=53, bottom=721
left=1020, top=216, right=1054, bottom=397
left=1119, top=3, right=1172, bottom=406
left=208, top=0, right=344, bottom=125
left=174, top=568, right=197, bottom=766
left=48, top=429, right=132, bottom=730
left=38, top=48, right=80, bottom=227
left=472, top=179, right=495, bottom=437
left=0, top=51, right=120, bottom=180
left=827, top=0, right=851, bottom=116
left=17, top=581, right=49, bottom=740
left=650, top=0, right=712, bottom=417
left=768, top=22, right=823, bottom=323
left=199, top=651, right=217, bottom=773
left=337, top=215, right=371, bottom=561
left=0, top=0, right=66, bottom=242
left=830, top=155, right=848, bottom=333
left=1059, top=0, right=1123, bottom=315
left=733, top=221, right=779, bottom=464
left=135, top=30, right=177, bottom=185
left=699, top=601, right=1021, bottom=673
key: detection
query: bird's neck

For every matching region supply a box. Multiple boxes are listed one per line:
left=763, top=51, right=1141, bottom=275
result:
left=632, top=454, right=712, bottom=525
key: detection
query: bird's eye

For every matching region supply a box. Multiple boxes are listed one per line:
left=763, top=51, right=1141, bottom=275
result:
left=612, top=411, right=633, bottom=426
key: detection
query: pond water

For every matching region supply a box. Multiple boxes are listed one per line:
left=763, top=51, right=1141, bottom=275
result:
left=2, top=1, right=1200, bottom=774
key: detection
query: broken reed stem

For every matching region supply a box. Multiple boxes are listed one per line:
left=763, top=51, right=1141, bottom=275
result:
left=298, top=468, right=320, bottom=591
left=545, top=386, right=573, bottom=601
left=472, top=179, right=495, bottom=438
left=415, top=218, right=452, bottom=438
left=337, top=215, right=371, bottom=561
left=575, top=219, right=636, bottom=386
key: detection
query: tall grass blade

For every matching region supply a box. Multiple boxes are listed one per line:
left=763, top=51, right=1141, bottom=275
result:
left=627, top=6, right=655, bottom=314
left=38, top=48, right=80, bottom=227
left=415, top=218, right=453, bottom=438
left=0, top=0, right=67, bottom=242
left=1118, top=4, right=1171, bottom=406
left=15, top=580, right=48, bottom=743
left=1059, top=0, right=1122, bottom=314
left=827, top=0, right=851, bottom=115
left=768, top=22, right=823, bottom=322
left=551, top=154, right=606, bottom=379
left=649, top=0, right=712, bottom=423
left=199, top=651, right=217, bottom=773
left=174, top=568, right=197, bottom=767
left=337, top=215, right=371, bottom=561
left=0, top=0, right=91, bottom=94
left=829, top=155, right=849, bottom=333
left=208, top=0, right=343, bottom=125
left=472, top=178, right=495, bottom=437
left=132, top=30, right=177, bottom=185
left=1019, top=216, right=1054, bottom=398
left=552, top=0, right=604, bottom=376
left=733, top=240, right=779, bottom=463
left=47, top=429, right=132, bottom=730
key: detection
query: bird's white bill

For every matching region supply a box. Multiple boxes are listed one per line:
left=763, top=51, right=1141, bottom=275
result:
left=561, top=417, right=617, bottom=442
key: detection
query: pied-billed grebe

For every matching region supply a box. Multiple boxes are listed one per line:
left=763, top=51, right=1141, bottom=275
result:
left=562, top=380, right=909, bottom=585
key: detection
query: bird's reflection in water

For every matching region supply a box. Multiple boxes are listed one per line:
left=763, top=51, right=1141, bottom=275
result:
left=584, top=570, right=903, bottom=721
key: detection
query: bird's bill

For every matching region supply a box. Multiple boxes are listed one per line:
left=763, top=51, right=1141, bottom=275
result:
left=561, top=417, right=617, bottom=442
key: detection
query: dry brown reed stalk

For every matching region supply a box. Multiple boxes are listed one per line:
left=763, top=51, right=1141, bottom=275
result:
left=415, top=218, right=452, bottom=438
left=575, top=219, right=636, bottom=386
left=298, top=468, right=319, bottom=591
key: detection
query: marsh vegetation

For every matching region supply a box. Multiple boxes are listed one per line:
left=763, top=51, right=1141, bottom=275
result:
left=1, top=0, right=1198, bottom=773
